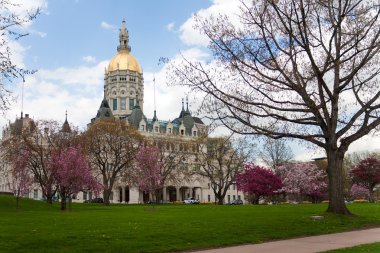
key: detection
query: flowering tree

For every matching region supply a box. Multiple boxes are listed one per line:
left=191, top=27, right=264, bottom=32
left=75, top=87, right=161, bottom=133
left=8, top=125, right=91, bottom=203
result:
left=1, top=117, right=81, bottom=205
left=7, top=150, right=32, bottom=211
left=134, top=145, right=163, bottom=203
left=236, top=164, right=282, bottom=204
left=351, top=157, right=380, bottom=202
left=50, top=147, right=100, bottom=210
left=350, top=184, right=370, bottom=200
left=277, top=162, right=327, bottom=203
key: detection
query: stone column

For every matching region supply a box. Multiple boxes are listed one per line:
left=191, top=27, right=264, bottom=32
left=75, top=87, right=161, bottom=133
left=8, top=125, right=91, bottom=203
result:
left=121, top=186, right=126, bottom=203
left=176, top=187, right=180, bottom=201
left=162, top=187, right=167, bottom=203
left=113, top=187, right=120, bottom=203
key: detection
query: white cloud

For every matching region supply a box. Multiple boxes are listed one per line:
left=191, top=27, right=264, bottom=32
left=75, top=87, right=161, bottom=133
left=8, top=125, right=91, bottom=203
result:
left=32, top=30, right=47, bottom=38
left=6, top=40, right=28, bottom=68
left=0, top=61, right=108, bottom=134
left=82, top=55, right=97, bottom=63
left=166, top=22, right=175, bottom=31
left=7, top=0, right=48, bottom=29
left=101, top=21, right=116, bottom=31
left=38, top=61, right=107, bottom=86
left=179, top=0, right=246, bottom=46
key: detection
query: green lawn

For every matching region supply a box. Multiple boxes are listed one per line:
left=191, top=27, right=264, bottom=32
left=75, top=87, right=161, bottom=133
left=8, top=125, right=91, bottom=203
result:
left=324, top=242, right=380, bottom=252
left=1, top=196, right=380, bottom=253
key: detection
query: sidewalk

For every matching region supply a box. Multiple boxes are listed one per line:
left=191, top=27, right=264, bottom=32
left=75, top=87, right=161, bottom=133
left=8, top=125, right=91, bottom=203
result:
left=188, top=227, right=380, bottom=253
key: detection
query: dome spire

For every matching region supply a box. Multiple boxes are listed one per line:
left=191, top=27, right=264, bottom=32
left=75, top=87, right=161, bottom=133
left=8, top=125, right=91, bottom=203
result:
left=185, top=96, right=191, bottom=116
left=118, top=19, right=131, bottom=53
left=61, top=110, right=71, bottom=133
left=179, top=98, right=186, bottom=118
left=152, top=110, right=158, bottom=122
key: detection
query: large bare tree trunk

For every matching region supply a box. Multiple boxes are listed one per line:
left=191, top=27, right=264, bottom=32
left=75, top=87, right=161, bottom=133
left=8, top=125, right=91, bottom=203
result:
left=327, top=150, right=351, bottom=215
left=103, top=188, right=111, bottom=206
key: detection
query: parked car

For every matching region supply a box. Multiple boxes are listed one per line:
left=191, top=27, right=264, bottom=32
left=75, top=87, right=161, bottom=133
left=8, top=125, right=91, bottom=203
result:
left=183, top=197, right=200, bottom=204
left=230, top=199, right=243, bottom=205
left=84, top=197, right=104, bottom=203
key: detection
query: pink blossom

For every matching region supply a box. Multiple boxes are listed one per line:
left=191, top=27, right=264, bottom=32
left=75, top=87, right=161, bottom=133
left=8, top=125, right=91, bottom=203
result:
left=49, top=147, right=101, bottom=209
left=276, top=162, right=327, bottom=200
left=350, top=184, right=370, bottom=200
left=236, top=164, right=283, bottom=204
left=134, top=146, right=163, bottom=195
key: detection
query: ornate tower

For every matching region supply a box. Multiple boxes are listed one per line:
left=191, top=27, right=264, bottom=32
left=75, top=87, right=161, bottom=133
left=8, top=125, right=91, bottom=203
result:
left=104, top=20, right=144, bottom=119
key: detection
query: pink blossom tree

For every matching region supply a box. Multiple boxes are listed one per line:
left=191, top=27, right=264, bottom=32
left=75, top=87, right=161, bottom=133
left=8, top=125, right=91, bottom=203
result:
left=351, top=157, right=380, bottom=202
left=236, top=164, right=282, bottom=204
left=49, top=147, right=100, bottom=210
left=134, top=145, right=163, bottom=204
left=7, top=150, right=32, bottom=211
left=350, top=184, right=370, bottom=200
left=276, top=162, right=327, bottom=203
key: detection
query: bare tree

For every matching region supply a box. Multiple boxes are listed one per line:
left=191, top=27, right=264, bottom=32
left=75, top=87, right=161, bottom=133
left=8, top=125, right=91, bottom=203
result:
left=149, top=136, right=190, bottom=203
left=259, top=137, right=293, bottom=170
left=82, top=119, right=142, bottom=205
left=168, top=1, right=380, bottom=214
left=0, top=1, right=40, bottom=112
left=194, top=136, right=251, bottom=205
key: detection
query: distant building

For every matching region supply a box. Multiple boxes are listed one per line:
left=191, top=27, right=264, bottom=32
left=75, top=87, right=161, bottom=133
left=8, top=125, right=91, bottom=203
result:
left=0, top=21, right=244, bottom=204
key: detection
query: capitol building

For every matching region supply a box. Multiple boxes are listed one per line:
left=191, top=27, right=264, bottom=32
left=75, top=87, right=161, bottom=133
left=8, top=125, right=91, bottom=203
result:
left=0, top=21, right=244, bottom=204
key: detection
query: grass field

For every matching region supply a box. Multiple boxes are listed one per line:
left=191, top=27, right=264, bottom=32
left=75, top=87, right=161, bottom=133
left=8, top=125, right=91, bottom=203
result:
left=324, top=242, right=380, bottom=252
left=1, top=195, right=380, bottom=253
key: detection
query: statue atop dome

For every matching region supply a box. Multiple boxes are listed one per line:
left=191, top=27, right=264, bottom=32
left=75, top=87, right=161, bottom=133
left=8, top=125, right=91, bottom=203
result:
left=118, top=19, right=131, bottom=53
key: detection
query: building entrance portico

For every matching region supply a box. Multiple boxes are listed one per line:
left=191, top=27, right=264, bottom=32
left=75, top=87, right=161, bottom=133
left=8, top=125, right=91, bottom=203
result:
left=118, top=186, right=130, bottom=203
left=192, top=187, right=202, bottom=202
left=166, top=186, right=177, bottom=202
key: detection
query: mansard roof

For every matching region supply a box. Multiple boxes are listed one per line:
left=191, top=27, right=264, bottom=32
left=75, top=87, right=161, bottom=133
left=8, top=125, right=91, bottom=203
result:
left=96, top=98, right=113, bottom=119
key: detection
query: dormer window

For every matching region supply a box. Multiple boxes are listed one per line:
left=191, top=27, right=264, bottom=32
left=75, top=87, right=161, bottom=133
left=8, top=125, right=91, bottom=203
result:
left=154, top=126, right=159, bottom=132
left=168, top=128, right=172, bottom=133
left=140, top=125, right=145, bottom=131
left=193, top=131, right=197, bottom=136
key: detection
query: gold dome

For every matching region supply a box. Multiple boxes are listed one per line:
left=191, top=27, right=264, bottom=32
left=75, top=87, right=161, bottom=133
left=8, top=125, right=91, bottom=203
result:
left=108, top=50, right=142, bottom=73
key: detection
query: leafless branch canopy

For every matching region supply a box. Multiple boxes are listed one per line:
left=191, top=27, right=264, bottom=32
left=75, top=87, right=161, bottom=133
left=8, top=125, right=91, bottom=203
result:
left=0, top=0, right=40, bottom=112
left=168, top=0, right=380, bottom=153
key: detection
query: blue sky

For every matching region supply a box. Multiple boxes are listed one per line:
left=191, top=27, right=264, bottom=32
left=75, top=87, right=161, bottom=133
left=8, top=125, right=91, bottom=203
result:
left=3, top=0, right=220, bottom=131
left=2, top=0, right=379, bottom=161
left=23, top=0, right=210, bottom=72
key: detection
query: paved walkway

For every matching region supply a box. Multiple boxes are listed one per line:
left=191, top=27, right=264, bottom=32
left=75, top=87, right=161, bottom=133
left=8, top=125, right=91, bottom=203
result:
left=188, top=227, right=380, bottom=253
